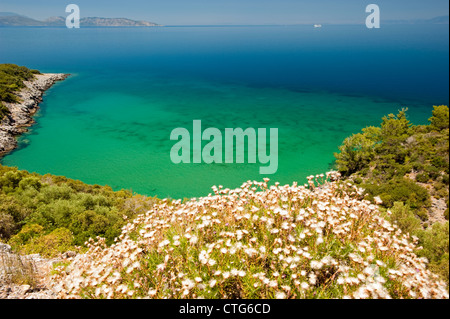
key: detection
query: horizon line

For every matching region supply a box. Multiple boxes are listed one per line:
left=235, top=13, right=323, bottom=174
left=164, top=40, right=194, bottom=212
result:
left=1, top=11, right=448, bottom=26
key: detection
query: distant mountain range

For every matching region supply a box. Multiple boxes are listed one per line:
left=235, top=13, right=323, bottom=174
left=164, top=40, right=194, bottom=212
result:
left=384, top=15, right=449, bottom=25
left=0, top=12, right=160, bottom=27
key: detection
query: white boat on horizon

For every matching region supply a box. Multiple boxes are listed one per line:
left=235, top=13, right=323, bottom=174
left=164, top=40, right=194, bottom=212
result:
left=314, top=24, right=322, bottom=28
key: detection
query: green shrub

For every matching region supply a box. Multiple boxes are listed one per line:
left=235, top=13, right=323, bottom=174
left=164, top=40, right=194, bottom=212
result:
left=8, top=224, right=44, bottom=250
left=70, top=210, right=117, bottom=245
left=434, top=188, right=448, bottom=200
left=334, top=131, right=378, bottom=175
left=0, top=170, right=25, bottom=191
left=443, top=174, right=449, bottom=185
left=37, top=184, right=73, bottom=202
left=363, top=178, right=430, bottom=210
left=0, top=194, right=31, bottom=234
left=416, top=208, right=429, bottom=221
left=386, top=203, right=448, bottom=284
left=0, top=102, right=10, bottom=119
left=424, top=165, right=441, bottom=180
left=445, top=199, right=449, bottom=221
left=417, top=222, right=449, bottom=284
left=18, top=177, right=42, bottom=191
left=0, top=213, right=15, bottom=240
left=431, top=156, right=447, bottom=169
left=379, top=108, right=411, bottom=158
left=387, top=202, right=421, bottom=236
left=412, top=162, right=424, bottom=171
left=19, top=228, right=75, bottom=258
left=416, top=173, right=430, bottom=183
left=429, top=105, right=449, bottom=131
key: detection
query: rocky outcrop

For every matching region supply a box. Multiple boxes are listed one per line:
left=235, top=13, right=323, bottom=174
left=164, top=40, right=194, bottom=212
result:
left=0, top=246, right=78, bottom=299
left=0, top=73, right=69, bottom=157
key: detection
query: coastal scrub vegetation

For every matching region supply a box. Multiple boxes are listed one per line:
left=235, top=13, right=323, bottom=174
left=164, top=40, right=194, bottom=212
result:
left=334, top=105, right=449, bottom=284
left=0, top=63, right=40, bottom=119
left=0, top=165, right=159, bottom=257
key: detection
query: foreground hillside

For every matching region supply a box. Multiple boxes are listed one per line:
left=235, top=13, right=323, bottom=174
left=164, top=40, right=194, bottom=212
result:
left=1, top=106, right=449, bottom=299
left=50, top=173, right=448, bottom=299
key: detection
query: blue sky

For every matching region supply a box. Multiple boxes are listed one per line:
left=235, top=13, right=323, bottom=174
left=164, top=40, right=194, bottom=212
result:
left=1, top=0, right=448, bottom=25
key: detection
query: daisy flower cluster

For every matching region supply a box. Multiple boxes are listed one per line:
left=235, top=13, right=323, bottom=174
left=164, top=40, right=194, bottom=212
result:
left=50, top=172, right=448, bottom=299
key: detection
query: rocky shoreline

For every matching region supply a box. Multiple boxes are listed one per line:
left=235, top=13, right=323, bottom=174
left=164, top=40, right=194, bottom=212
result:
left=0, top=73, right=69, bottom=157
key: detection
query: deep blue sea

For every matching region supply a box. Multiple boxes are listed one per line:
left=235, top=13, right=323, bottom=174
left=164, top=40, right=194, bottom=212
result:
left=0, top=25, right=448, bottom=198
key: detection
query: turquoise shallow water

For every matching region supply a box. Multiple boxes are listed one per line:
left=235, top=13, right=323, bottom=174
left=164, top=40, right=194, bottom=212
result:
left=0, top=25, right=448, bottom=199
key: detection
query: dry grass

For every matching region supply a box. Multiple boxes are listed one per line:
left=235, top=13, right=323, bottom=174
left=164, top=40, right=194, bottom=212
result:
left=0, top=252, right=40, bottom=287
